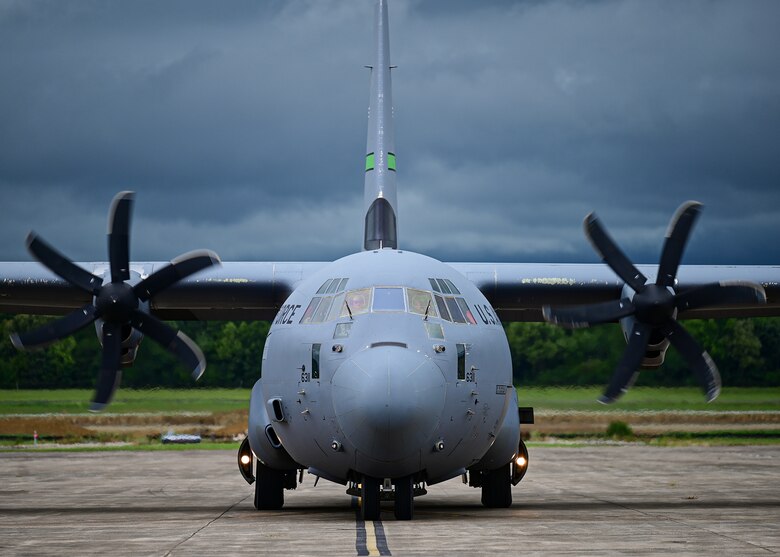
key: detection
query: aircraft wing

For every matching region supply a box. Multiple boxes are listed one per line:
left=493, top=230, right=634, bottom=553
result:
left=0, top=261, right=327, bottom=321
left=3, top=260, right=779, bottom=323
left=449, top=262, right=780, bottom=322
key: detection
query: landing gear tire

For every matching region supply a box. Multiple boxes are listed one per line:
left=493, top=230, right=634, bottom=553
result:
left=254, top=461, right=285, bottom=510
left=393, top=475, right=414, bottom=520
left=361, top=475, right=381, bottom=520
left=481, top=463, right=512, bottom=508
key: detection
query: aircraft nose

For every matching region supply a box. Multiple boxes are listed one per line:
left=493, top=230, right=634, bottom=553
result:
left=332, top=345, right=445, bottom=462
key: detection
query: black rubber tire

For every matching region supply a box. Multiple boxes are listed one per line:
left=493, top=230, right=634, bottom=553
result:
left=254, top=461, right=285, bottom=510
left=481, top=463, right=512, bottom=508
left=361, top=475, right=381, bottom=521
left=393, top=475, right=414, bottom=520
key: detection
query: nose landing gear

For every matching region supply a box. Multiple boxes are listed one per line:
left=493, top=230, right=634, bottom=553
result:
left=349, top=474, right=425, bottom=520
left=360, top=475, right=381, bottom=520
left=393, top=475, right=414, bottom=520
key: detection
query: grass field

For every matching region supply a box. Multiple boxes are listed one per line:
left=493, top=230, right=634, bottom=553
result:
left=1, top=386, right=778, bottom=415
left=0, top=388, right=250, bottom=415
left=515, top=386, right=780, bottom=412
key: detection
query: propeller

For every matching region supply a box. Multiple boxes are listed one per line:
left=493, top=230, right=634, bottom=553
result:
left=543, top=201, right=766, bottom=404
left=9, top=191, right=221, bottom=411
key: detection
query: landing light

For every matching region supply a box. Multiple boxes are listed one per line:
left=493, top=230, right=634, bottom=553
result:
left=237, top=437, right=255, bottom=485
left=511, top=439, right=530, bottom=486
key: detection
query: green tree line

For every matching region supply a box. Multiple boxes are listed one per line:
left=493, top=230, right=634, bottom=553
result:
left=505, top=318, right=780, bottom=387
left=1, top=314, right=778, bottom=389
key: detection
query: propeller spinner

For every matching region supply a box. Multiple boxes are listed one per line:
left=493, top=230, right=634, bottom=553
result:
left=9, top=191, right=221, bottom=411
left=543, top=201, right=766, bottom=404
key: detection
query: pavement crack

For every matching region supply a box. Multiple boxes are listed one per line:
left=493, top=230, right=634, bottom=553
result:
left=163, top=495, right=249, bottom=557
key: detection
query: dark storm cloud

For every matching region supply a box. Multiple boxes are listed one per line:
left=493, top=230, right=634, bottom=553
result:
left=1, top=0, right=779, bottom=266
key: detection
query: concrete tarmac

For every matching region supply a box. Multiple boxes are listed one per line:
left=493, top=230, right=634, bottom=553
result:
left=1, top=445, right=778, bottom=556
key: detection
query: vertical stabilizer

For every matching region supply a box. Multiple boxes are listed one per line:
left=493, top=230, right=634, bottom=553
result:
left=363, top=0, right=398, bottom=250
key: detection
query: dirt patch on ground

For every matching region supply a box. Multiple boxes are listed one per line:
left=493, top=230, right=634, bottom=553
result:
left=2, top=410, right=779, bottom=442
left=0, top=410, right=250, bottom=441
left=527, top=411, right=780, bottom=435
left=0, top=417, right=94, bottom=439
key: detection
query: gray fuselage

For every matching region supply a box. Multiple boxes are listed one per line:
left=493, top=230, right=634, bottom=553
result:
left=248, top=249, right=518, bottom=484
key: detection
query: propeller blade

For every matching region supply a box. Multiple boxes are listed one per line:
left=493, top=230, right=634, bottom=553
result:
left=676, top=281, right=767, bottom=313
left=108, top=191, right=135, bottom=283
left=90, top=322, right=123, bottom=412
left=656, top=201, right=702, bottom=288
left=599, top=322, right=652, bottom=404
left=584, top=213, right=648, bottom=292
left=542, top=298, right=635, bottom=329
left=130, top=311, right=206, bottom=380
left=10, top=304, right=99, bottom=350
left=662, top=320, right=721, bottom=402
left=26, top=233, right=103, bottom=295
left=135, top=249, right=221, bottom=303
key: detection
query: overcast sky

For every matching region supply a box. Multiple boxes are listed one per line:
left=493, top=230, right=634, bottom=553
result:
left=1, top=0, right=779, bottom=267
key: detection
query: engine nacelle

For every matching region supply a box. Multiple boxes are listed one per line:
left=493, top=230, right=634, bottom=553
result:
left=94, top=300, right=148, bottom=368
left=619, top=315, right=670, bottom=368
left=619, top=284, right=671, bottom=368
left=94, top=320, right=144, bottom=367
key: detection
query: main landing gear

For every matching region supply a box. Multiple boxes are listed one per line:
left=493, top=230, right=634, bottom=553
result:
left=470, top=439, right=530, bottom=508
left=254, top=461, right=297, bottom=510
left=480, top=463, right=512, bottom=508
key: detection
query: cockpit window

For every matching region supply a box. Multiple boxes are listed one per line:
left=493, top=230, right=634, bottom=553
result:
left=444, top=279, right=460, bottom=295
left=328, top=293, right=346, bottom=321
left=325, top=278, right=341, bottom=295
left=436, top=278, right=452, bottom=295
left=316, top=277, right=349, bottom=296
left=407, top=288, right=438, bottom=317
left=434, top=294, right=451, bottom=321
left=372, top=287, right=406, bottom=312
left=299, top=282, right=478, bottom=326
left=300, top=298, right=321, bottom=324
left=424, top=322, right=445, bottom=340
left=344, top=288, right=372, bottom=316
left=311, top=296, right=334, bottom=323
left=456, top=297, right=477, bottom=325
left=446, top=296, right=467, bottom=323
left=334, top=322, right=352, bottom=339
left=316, top=280, right=332, bottom=295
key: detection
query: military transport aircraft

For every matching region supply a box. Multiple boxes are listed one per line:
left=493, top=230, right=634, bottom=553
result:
left=1, top=0, right=778, bottom=521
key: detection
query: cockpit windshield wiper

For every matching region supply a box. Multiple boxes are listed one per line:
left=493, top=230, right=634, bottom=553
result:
left=423, top=300, right=431, bottom=321
left=345, top=300, right=354, bottom=320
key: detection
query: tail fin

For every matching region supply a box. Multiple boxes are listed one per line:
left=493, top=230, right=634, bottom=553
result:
left=363, top=0, right=398, bottom=250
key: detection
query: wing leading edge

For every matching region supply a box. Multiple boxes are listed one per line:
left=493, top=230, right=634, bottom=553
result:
left=452, top=262, right=780, bottom=322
